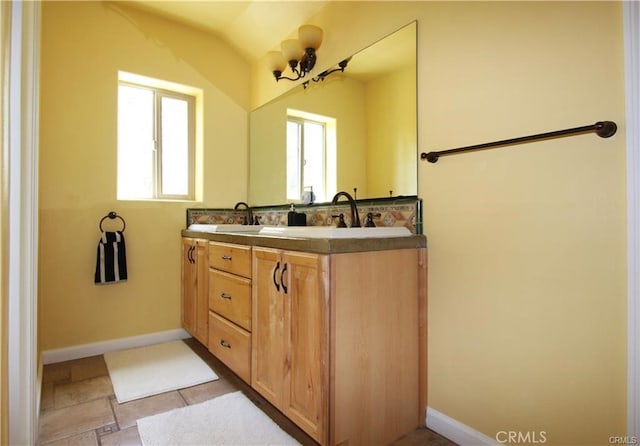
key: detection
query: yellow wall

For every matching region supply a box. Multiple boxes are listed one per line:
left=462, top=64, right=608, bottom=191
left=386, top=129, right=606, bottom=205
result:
left=422, top=2, right=625, bottom=442
left=38, top=1, right=250, bottom=350
left=251, top=1, right=627, bottom=443
left=366, top=64, right=417, bottom=197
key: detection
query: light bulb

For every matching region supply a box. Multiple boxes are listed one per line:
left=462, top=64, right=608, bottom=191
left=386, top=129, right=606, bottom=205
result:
left=280, top=39, right=303, bottom=63
left=298, top=24, right=323, bottom=50
left=266, top=51, right=286, bottom=72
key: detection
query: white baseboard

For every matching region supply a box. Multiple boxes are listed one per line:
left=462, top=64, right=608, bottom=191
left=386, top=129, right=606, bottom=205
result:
left=41, top=328, right=191, bottom=364
left=427, top=407, right=498, bottom=445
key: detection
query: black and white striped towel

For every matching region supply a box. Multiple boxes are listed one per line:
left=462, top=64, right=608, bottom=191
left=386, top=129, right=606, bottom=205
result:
left=94, top=231, right=127, bottom=285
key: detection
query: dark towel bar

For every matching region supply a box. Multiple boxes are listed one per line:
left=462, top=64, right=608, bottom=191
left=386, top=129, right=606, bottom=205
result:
left=99, top=211, right=126, bottom=232
left=420, top=120, right=617, bottom=163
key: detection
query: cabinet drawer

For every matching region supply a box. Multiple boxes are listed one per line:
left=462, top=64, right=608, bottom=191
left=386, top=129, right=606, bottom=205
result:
left=209, top=242, right=252, bottom=278
left=209, top=312, right=251, bottom=383
left=209, top=269, right=251, bottom=331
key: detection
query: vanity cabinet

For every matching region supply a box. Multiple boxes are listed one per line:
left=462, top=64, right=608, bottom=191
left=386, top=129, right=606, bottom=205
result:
left=181, top=238, right=209, bottom=346
left=252, top=247, right=329, bottom=443
left=182, top=231, right=427, bottom=446
left=252, top=246, right=426, bottom=446
left=208, top=242, right=252, bottom=383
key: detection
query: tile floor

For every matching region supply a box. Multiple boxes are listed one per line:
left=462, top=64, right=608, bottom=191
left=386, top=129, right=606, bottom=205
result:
left=38, top=338, right=456, bottom=446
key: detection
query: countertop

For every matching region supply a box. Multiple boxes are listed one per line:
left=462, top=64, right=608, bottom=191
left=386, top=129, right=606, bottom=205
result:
left=181, top=229, right=427, bottom=254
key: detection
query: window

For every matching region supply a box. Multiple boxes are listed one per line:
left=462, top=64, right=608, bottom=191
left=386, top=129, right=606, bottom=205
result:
left=117, top=75, right=196, bottom=200
left=286, top=110, right=336, bottom=203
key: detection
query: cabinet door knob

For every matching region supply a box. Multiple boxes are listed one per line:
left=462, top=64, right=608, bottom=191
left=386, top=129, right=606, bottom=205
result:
left=220, top=292, right=232, bottom=300
left=220, top=340, right=231, bottom=349
left=273, top=261, right=281, bottom=291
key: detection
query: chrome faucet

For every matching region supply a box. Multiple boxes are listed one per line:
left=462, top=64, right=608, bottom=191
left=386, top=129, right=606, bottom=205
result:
left=233, top=201, right=254, bottom=225
left=331, top=192, right=361, bottom=228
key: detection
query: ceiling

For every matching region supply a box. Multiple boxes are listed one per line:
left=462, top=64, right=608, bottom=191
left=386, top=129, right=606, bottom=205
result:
left=123, top=1, right=330, bottom=63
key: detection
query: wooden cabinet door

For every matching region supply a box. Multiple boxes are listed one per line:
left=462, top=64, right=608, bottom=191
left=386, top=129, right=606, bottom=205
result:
left=282, top=251, right=329, bottom=444
left=194, top=240, right=209, bottom=346
left=251, top=247, right=285, bottom=408
left=252, top=248, right=330, bottom=444
left=181, top=238, right=197, bottom=335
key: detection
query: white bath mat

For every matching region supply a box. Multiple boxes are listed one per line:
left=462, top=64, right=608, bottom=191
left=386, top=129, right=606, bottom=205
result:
left=104, top=340, right=218, bottom=403
left=136, top=391, right=301, bottom=446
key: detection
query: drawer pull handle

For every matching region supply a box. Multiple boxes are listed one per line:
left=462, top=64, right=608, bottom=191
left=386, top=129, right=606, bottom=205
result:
left=220, top=292, right=232, bottom=300
left=220, top=340, right=231, bottom=349
left=221, top=255, right=232, bottom=261
left=273, top=261, right=281, bottom=291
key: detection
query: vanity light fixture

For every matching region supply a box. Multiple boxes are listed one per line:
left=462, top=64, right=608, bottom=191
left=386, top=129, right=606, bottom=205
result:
left=267, top=24, right=323, bottom=82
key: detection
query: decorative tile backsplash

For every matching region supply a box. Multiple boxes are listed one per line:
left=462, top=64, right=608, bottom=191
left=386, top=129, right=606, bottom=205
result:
left=187, top=196, right=422, bottom=234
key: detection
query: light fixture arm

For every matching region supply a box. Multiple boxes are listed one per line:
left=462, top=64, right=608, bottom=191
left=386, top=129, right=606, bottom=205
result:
left=275, top=72, right=303, bottom=82
left=302, top=58, right=350, bottom=89
left=274, top=48, right=317, bottom=82
left=314, top=58, right=349, bottom=82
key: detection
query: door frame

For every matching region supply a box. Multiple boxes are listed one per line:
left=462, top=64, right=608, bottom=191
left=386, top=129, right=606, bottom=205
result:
left=624, top=0, right=640, bottom=439
left=6, top=1, right=40, bottom=444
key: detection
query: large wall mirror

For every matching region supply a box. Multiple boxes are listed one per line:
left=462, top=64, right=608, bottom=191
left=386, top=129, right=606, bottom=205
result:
left=249, top=21, right=417, bottom=206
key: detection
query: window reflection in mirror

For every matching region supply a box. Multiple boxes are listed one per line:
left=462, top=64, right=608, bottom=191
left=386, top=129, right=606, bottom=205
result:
left=286, top=109, right=337, bottom=203
left=249, top=21, right=416, bottom=206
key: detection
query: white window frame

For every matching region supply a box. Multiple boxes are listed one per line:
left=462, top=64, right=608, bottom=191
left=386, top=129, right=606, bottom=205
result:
left=287, top=115, right=326, bottom=201
left=117, top=75, right=197, bottom=201
left=286, top=109, right=336, bottom=203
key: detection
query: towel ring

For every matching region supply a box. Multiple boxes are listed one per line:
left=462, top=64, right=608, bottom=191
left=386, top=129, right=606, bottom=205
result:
left=99, top=211, right=126, bottom=233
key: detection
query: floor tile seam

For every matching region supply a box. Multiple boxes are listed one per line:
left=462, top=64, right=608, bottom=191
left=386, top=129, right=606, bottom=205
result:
left=44, top=376, right=72, bottom=386
left=36, top=422, right=96, bottom=446
left=50, top=390, right=117, bottom=412
left=54, top=374, right=113, bottom=387
left=177, top=387, right=190, bottom=406
left=95, top=427, right=106, bottom=446
left=69, top=372, right=111, bottom=383
left=95, top=422, right=121, bottom=446
left=40, top=394, right=113, bottom=417
left=106, top=394, right=123, bottom=435
left=51, top=381, right=115, bottom=404
left=42, top=427, right=103, bottom=446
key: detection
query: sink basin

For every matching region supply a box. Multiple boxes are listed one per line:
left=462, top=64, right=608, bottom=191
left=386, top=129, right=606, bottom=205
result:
left=187, top=224, right=263, bottom=233
left=258, top=226, right=412, bottom=239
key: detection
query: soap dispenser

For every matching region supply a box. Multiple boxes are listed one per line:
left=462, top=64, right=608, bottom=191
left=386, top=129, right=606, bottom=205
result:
left=287, top=203, right=297, bottom=226
left=287, top=203, right=307, bottom=226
